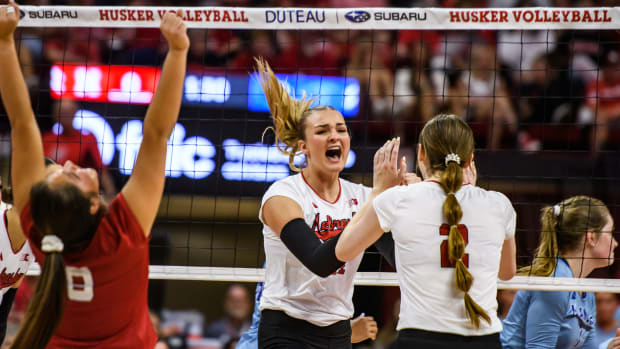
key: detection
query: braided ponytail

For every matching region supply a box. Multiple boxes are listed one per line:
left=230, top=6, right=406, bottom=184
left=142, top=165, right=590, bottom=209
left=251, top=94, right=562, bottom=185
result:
left=441, top=160, right=490, bottom=328
left=419, top=114, right=487, bottom=328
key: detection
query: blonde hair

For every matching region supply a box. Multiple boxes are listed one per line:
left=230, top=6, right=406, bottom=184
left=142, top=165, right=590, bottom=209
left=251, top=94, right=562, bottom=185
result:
left=519, top=195, right=610, bottom=277
left=419, top=114, right=489, bottom=328
left=254, top=57, right=335, bottom=171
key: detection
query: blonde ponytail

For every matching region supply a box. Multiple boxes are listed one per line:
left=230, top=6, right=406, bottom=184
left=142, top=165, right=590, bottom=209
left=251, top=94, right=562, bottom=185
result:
left=254, top=57, right=316, bottom=171
left=518, top=206, right=559, bottom=276
left=442, top=161, right=490, bottom=329
left=519, top=196, right=610, bottom=277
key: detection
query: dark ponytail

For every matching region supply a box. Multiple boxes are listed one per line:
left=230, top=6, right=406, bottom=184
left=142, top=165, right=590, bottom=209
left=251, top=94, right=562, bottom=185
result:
left=11, top=181, right=102, bottom=349
left=11, top=252, right=66, bottom=349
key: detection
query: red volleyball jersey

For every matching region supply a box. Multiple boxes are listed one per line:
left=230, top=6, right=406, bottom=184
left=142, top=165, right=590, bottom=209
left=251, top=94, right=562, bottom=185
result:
left=20, top=194, right=157, bottom=349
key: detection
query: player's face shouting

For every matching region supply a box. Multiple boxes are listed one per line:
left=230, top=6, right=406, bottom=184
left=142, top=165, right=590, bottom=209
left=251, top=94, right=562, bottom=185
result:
left=300, top=109, right=350, bottom=174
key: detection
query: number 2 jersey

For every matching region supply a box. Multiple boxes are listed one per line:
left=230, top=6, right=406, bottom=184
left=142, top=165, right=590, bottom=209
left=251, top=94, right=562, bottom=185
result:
left=20, top=193, right=157, bottom=348
left=259, top=173, right=367, bottom=327
left=373, top=181, right=516, bottom=336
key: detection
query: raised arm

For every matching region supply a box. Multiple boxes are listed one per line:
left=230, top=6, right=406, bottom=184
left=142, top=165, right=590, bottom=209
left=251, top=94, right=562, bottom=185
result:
left=121, top=11, right=189, bottom=235
left=336, top=138, right=404, bottom=262
left=0, top=1, right=45, bottom=213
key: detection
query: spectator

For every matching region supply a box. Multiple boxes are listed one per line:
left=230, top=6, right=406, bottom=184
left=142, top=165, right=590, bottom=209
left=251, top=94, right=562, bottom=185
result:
left=393, top=38, right=436, bottom=125
left=461, top=39, right=518, bottom=150
left=41, top=98, right=116, bottom=200
left=596, top=293, right=620, bottom=347
left=204, top=284, right=251, bottom=343
left=347, top=34, right=394, bottom=119
left=584, top=49, right=620, bottom=152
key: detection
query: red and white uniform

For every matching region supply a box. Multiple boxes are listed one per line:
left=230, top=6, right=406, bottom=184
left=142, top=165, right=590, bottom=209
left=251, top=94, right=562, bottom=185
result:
left=259, top=173, right=367, bottom=327
left=373, top=181, right=516, bottom=336
left=20, top=194, right=157, bottom=348
left=0, top=207, right=33, bottom=302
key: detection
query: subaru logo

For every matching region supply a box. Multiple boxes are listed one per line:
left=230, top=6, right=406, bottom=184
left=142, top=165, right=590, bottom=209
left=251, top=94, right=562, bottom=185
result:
left=345, top=10, right=370, bottom=23
left=19, top=9, right=25, bottom=19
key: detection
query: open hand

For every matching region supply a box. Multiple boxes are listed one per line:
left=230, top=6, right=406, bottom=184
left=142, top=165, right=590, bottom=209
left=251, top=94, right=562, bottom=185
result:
left=160, top=10, right=189, bottom=52
left=373, top=138, right=405, bottom=193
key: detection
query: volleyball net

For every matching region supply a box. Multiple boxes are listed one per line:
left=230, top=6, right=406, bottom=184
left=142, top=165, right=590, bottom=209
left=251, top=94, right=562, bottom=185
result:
left=7, top=5, right=620, bottom=292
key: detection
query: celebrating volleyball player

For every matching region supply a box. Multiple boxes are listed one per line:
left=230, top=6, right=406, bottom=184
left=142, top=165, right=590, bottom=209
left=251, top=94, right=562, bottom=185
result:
left=254, top=58, right=412, bottom=348
left=335, top=114, right=517, bottom=349
left=0, top=2, right=189, bottom=347
left=501, top=196, right=617, bottom=349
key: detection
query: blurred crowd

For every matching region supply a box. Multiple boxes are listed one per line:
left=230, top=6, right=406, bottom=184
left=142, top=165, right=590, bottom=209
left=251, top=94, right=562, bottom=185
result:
left=8, top=0, right=620, bottom=152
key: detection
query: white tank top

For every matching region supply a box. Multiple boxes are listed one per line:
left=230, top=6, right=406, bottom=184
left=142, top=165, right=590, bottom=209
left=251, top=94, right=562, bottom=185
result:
left=259, top=173, right=368, bottom=327
left=373, top=181, right=516, bottom=336
left=0, top=207, right=34, bottom=303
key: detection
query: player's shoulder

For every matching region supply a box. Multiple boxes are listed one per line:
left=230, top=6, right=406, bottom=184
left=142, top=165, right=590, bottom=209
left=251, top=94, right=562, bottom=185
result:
left=261, top=174, right=303, bottom=204
left=465, top=185, right=513, bottom=208
left=267, top=173, right=302, bottom=192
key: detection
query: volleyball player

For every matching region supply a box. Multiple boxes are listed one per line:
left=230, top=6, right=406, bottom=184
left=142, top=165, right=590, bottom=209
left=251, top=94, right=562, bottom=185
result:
left=0, top=178, right=33, bottom=346
left=254, top=58, right=413, bottom=348
left=0, top=3, right=189, bottom=348
left=335, top=114, right=517, bottom=348
left=501, top=196, right=617, bottom=349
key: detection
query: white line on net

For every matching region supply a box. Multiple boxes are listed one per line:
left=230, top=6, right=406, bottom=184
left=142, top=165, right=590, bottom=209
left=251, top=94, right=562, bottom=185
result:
left=25, top=265, right=620, bottom=292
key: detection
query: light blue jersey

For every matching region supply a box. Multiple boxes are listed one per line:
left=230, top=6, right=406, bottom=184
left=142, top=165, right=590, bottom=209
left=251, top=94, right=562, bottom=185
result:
left=501, top=258, right=597, bottom=349
left=235, top=280, right=263, bottom=349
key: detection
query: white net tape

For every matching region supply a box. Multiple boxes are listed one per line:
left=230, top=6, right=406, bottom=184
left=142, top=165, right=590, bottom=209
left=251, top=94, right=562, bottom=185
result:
left=24, top=265, right=620, bottom=292
left=14, top=5, right=620, bottom=30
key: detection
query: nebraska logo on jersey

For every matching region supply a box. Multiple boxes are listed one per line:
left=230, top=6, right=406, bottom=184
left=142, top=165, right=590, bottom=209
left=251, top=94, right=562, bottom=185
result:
left=0, top=267, right=24, bottom=289
left=311, top=214, right=350, bottom=241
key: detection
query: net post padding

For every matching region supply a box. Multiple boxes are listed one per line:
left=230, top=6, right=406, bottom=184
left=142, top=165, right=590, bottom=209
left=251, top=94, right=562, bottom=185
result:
left=25, top=265, right=620, bottom=292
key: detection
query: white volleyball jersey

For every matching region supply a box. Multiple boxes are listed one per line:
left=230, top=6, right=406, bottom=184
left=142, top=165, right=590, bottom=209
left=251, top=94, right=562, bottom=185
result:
left=259, top=173, right=368, bottom=327
left=0, top=208, right=33, bottom=303
left=373, top=181, right=516, bottom=336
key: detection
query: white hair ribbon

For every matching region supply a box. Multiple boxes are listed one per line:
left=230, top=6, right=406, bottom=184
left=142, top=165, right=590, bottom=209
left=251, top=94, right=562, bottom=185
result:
left=41, top=235, right=64, bottom=253
left=445, top=153, right=460, bottom=166
left=553, top=204, right=561, bottom=217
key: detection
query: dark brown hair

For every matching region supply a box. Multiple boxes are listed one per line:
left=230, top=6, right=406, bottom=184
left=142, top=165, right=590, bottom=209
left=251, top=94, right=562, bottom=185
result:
left=419, top=114, right=488, bottom=328
left=11, top=182, right=102, bottom=349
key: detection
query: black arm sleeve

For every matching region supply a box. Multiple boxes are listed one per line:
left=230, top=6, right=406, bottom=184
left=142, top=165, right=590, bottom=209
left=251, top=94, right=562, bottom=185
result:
left=0, top=288, right=17, bottom=345
left=373, top=232, right=396, bottom=270
left=280, top=218, right=345, bottom=278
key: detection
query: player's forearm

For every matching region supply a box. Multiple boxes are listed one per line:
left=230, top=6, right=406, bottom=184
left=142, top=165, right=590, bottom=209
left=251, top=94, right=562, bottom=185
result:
left=0, top=39, right=37, bottom=131
left=142, top=48, right=188, bottom=141
left=0, top=37, right=45, bottom=212
left=336, top=190, right=383, bottom=262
